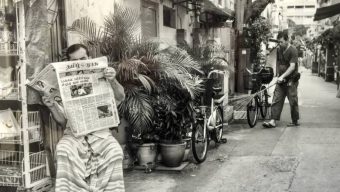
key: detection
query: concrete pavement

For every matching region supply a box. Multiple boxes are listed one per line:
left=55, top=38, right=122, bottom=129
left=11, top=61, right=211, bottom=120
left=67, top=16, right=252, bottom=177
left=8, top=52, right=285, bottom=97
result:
left=124, top=68, right=340, bottom=192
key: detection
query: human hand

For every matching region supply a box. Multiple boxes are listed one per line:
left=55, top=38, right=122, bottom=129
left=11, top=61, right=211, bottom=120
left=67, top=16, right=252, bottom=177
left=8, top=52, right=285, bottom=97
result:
left=277, top=76, right=285, bottom=84
left=42, top=96, right=55, bottom=108
left=104, top=67, right=117, bottom=81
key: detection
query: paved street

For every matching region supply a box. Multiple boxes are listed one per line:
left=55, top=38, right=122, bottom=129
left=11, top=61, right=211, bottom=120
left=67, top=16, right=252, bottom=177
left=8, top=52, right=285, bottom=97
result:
left=124, top=68, right=340, bottom=192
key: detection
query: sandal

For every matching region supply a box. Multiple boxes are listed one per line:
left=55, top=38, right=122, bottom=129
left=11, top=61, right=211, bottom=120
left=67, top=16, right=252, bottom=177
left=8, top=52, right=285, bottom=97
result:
left=287, top=122, right=300, bottom=127
left=263, top=122, right=276, bottom=128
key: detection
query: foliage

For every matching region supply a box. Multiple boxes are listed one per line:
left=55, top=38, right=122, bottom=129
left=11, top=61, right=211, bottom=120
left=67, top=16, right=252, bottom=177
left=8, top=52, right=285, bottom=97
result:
left=244, top=0, right=275, bottom=23
left=244, top=17, right=272, bottom=66
left=68, top=4, right=204, bottom=143
left=182, top=40, right=233, bottom=76
left=292, top=25, right=307, bottom=37
left=153, top=93, right=195, bottom=142
left=287, top=19, right=296, bottom=28
left=314, top=25, right=340, bottom=50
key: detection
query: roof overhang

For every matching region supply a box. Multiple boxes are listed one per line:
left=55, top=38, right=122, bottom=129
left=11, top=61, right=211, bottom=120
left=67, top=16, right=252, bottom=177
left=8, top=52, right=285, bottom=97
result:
left=202, top=0, right=235, bottom=19
left=314, top=3, right=340, bottom=21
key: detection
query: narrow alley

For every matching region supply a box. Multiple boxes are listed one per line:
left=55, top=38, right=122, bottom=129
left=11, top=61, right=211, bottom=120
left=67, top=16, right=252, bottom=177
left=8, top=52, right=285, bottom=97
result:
left=125, top=68, right=340, bottom=192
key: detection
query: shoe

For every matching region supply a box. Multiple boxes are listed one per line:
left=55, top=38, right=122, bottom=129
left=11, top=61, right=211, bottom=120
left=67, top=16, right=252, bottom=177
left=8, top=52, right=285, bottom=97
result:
left=287, top=122, right=300, bottom=127
left=263, top=122, right=276, bottom=128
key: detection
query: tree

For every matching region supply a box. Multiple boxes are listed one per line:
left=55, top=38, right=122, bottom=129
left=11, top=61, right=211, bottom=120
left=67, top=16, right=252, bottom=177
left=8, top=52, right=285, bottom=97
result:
left=244, top=0, right=275, bottom=23
left=292, top=25, right=307, bottom=37
left=235, top=0, right=275, bottom=92
left=243, top=17, right=272, bottom=65
left=287, top=19, right=296, bottom=28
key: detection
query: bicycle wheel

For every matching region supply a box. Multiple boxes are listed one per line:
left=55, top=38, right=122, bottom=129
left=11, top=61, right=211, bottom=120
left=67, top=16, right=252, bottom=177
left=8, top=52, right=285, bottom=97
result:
left=192, top=122, right=208, bottom=163
left=247, top=96, right=258, bottom=128
left=259, top=86, right=269, bottom=119
left=211, top=108, right=223, bottom=143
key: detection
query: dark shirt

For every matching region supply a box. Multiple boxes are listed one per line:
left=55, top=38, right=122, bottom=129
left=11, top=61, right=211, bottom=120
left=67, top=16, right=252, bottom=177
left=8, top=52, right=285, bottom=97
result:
left=277, top=45, right=298, bottom=76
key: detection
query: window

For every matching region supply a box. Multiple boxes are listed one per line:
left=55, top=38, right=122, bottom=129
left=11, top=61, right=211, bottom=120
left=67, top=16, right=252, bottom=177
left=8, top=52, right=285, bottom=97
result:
left=295, top=5, right=304, bottom=8
left=141, top=1, right=158, bottom=38
left=163, top=6, right=176, bottom=28
left=305, top=5, right=315, bottom=8
left=287, top=6, right=294, bottom=8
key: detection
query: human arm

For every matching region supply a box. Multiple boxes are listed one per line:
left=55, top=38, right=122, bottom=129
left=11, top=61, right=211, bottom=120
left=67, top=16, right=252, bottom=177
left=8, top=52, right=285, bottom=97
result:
left=42, top=96, right=67, bottom=127
left=277, top=47, right=298, bottom=83
left=277, top=63, right=296, bottom=83
left=103, top=67, right=125, bottom=105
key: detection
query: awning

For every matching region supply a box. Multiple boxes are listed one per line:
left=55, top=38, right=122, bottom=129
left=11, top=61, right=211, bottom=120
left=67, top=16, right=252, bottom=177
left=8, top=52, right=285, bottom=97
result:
left=202, top=0, right=234, bottom=18
left=314, top=3, right=340, bottom=21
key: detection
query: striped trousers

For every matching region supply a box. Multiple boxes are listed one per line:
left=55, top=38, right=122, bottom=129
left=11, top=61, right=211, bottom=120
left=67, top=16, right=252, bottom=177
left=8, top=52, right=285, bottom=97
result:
left=55, top=133, right=125, bottom=192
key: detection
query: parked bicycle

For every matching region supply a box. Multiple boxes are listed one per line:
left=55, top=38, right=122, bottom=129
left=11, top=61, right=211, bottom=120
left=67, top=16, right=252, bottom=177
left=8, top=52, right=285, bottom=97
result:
left=191, top=70, right=227, bottom=163
left=244, top=65, right=274, bottom=128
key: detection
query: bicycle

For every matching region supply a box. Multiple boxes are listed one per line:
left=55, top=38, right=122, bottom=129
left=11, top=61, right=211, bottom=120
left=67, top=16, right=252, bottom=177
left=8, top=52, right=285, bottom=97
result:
left=244, top=65, right=274, bottom=128
left=191, top=70, right=227, bottom=163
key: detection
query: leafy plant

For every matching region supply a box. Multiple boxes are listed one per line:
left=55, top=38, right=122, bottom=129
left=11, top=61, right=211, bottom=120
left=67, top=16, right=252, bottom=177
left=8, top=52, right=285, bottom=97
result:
left=68, top=3, right=204, bottom=143
left=183, top=40, right=232, bottom=76
left=153, top=92, right=196, bottom=143
left=244, top=16, right=272, bottom=66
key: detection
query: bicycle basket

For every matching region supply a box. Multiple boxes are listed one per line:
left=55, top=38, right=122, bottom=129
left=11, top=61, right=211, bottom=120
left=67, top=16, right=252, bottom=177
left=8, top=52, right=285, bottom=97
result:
left=259, top=67, right=274, bottom=84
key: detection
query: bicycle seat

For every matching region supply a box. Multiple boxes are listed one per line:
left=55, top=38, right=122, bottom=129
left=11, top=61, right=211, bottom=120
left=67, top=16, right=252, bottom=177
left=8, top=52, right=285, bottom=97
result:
left=213, top=94, right=227, bottom=104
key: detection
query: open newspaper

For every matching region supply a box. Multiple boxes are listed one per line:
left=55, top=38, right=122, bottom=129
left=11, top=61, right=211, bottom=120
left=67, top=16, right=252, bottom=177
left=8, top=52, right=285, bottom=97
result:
left=27, top=57, right=120, bottom=136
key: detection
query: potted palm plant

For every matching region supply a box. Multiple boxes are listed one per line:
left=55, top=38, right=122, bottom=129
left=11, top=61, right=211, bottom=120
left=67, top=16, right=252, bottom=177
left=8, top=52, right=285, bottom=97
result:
left=68, top=4, right=204, bottom=167
left=155, top=93, right=198, bottom=167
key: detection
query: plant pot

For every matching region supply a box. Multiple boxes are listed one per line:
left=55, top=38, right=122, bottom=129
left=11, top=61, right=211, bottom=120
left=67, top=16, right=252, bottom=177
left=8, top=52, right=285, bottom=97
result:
left=182, top=138, right=191, bottom=161
left=160, top=142, right=186, bottom=167
left=136, top=143, right=157, bottom=166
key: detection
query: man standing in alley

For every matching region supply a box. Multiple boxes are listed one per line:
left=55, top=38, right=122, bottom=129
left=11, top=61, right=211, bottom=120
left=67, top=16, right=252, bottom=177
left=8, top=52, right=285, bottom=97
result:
left=263, top=31, right=300, bottom=128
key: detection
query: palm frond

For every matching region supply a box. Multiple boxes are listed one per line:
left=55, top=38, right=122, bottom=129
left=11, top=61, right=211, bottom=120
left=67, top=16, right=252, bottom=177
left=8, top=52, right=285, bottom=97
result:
left=117, top=58, right=149, bottom=82
left=154, top=48, right=204, bottom=99
left=68, top=17, right=104, bottom=46
left=184, top=42, right=233, bottom=75
left=119, top=88, right=154, bottom=133
left=138, top=74, right=156, bottom=93
left=102, top=3, right=141, bottom=61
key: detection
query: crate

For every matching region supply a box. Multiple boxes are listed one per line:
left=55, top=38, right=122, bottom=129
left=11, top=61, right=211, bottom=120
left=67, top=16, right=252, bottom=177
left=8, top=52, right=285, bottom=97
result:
left=0, top=111, right=41, bottom=144
left=233, top=110, right=247, bottom=120
left=0, top=150, right=49, bottom=187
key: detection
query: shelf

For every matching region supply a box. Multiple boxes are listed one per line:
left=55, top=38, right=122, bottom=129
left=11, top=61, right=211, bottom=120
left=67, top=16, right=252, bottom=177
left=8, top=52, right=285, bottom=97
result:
left=0, top=87, right=19, bottom=100
left=0, top=111, right=42, bottom=145
left=0, top=150, right=49, bottom=187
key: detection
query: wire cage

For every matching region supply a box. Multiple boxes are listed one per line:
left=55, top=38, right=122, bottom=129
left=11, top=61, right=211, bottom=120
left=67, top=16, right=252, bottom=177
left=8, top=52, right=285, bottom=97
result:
left=0, top=111, right=41, bottom=144
left=0, top=150, right=48, bottom=187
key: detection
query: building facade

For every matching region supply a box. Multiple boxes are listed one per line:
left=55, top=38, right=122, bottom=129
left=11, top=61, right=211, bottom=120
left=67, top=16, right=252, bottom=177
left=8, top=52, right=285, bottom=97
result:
left=46, top=0, right=237, bottom=142
left=284, top=0, right=317, bottom=27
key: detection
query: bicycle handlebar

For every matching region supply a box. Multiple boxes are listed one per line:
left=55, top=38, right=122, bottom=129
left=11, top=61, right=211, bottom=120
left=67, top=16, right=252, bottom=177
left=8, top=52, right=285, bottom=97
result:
left=245, top=67, right=266, bottom=75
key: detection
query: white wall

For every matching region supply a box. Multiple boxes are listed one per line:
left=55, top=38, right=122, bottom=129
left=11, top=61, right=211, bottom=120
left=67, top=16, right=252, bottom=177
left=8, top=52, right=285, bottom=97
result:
left=65, top=0, right=141, bottom=46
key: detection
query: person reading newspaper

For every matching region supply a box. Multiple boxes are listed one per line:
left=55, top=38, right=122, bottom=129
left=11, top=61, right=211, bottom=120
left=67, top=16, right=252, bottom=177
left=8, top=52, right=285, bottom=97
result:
left=42, top=44, right=126, bottom=192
